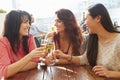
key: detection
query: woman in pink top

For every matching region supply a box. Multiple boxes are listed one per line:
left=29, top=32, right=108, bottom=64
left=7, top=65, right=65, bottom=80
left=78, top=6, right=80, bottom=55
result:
left=0, top=10, right=47, bottom=79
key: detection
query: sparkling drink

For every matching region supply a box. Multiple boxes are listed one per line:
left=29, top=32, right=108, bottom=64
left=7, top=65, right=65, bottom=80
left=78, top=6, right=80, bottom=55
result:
left=46, top=44, right=54, bottom=53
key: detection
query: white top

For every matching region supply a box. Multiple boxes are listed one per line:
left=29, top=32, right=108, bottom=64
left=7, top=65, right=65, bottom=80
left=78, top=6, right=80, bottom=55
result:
left=79, top=34, right=120, bottom=71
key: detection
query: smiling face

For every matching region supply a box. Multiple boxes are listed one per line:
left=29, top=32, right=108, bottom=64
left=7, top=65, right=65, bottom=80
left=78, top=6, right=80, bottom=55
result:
left=54, top=15, right=65, bottom=33
left=85, top=12, right=94, bottom=34
left=85, top=11, right=101, bottom=34
left=19, top=16, right=30, bottom=39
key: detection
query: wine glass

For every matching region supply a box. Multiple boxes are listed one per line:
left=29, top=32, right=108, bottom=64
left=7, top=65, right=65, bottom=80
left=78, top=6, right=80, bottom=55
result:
left=39, top=38, right=47, bottom=67
left=46, top=38, right=57, bottom=65
left=46, top=38, right=54, bottom=53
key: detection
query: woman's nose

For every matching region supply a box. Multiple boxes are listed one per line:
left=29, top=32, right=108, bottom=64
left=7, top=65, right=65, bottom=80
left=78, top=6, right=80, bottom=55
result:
left=27, top=23, right=30, bottom=28
left=54, top=22, right=57, bottom=27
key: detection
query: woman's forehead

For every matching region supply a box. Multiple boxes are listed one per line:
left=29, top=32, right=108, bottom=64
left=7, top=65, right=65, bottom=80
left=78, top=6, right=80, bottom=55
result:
left=54, top=15, right=59, bottom=19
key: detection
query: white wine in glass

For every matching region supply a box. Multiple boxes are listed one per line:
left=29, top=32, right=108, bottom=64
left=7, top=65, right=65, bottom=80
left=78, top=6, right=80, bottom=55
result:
left=39, top=39, right=47, bottom=67
left=46, top=38, right=57, bottom=65
left=46, top=44, right=54, bottom=53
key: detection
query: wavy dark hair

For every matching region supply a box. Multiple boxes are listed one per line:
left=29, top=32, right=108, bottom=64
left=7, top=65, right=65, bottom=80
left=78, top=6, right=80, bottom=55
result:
left=55, top=9, right=83, bottom=56
left=3, top=10, right=31, bottom=55
left=86, top=3, right=120, bottom=67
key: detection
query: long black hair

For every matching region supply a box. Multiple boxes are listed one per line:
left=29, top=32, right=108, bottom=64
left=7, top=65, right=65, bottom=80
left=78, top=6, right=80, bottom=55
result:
left=3, top=10, right=31, bottom=55
left=86, top=3, right=120, bottom=67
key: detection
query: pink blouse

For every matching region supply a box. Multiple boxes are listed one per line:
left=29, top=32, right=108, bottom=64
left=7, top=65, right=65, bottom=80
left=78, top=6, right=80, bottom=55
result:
left=0, top=35, right=37, bottom=78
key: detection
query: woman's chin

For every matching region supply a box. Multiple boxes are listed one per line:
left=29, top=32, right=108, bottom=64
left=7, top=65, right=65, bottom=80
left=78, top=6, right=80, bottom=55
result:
left=56, top=29, right=60, bottom=32
left=23, top=33, right=29, bottom=36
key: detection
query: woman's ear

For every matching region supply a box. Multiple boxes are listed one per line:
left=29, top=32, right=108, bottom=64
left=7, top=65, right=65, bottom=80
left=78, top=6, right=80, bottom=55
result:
left=96, top=15, right=101, bottom=22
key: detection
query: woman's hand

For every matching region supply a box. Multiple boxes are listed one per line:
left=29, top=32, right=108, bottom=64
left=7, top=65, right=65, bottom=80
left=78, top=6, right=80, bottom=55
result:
left=44, top=56, right=55, bottom=65
left=53, top=50, right=67, bottom=59
left=28, top=47, right=47, bottom=60
left=45, top=32, right=54, bottom=39
left=92, top=65, right=110, bottom=78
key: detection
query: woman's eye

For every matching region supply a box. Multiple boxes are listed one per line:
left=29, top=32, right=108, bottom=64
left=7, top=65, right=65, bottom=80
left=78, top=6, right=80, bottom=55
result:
left=55, top=19, right=62, bottom=23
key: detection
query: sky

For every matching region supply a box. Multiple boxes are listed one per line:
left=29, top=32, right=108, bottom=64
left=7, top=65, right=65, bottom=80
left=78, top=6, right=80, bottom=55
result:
left=0, top=0, right=88, bottom=18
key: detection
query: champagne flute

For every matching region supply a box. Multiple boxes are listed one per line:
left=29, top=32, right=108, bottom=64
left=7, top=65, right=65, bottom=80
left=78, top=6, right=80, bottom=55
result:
left=39, top=38, right=47, bottom=67
left=46, top=38, right=54, bottom=53
left=46, top=38, right=59, bottom=65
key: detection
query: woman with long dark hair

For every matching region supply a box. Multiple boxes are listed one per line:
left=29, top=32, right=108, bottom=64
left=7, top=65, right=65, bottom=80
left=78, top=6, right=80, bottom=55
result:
left=0, top=10, right=47, bottom=78
left=46, top=8, right=83, bottom=64
left=53, top=3, right=120, bottom=78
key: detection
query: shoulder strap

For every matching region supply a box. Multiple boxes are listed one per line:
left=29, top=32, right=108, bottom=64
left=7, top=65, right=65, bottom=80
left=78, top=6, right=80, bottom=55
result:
left=66, top=43, right=71, bottom=54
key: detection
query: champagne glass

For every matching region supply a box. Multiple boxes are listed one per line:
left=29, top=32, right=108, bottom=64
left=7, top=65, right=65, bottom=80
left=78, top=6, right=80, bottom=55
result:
left=46, top=38, right=57, bottom=65
left=46, top=38, right=54, bottom=53
left=39, top=38, right=47, bottom=67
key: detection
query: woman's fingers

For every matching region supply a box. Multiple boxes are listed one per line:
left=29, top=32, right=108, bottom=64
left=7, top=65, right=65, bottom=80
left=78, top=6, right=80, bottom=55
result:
left=44, top=56, right=54, bottom=65
left=93, top=66, right=103, bottom=72
left=93, top=66, right=103, bottom=71
left=53, top=49, right=67, bottom=59
left=92, top=65, right=108, bottom=77
left=53, top=50, right=60, bottom=57
left=29, top=47, right=47, bottom=58
left=95, top=71, right=106, bottom=76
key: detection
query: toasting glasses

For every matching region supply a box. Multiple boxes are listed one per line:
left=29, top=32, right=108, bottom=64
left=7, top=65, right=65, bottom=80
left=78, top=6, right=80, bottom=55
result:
left=39, top=38, right=58, bottom=67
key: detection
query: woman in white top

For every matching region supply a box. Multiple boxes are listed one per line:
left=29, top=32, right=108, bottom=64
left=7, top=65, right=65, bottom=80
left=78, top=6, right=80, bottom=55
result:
left=53, top=3, right=120, bottom=79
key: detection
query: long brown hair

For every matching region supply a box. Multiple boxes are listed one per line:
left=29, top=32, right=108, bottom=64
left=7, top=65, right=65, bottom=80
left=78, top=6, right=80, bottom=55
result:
left=55, top=9, right=83, bottom=56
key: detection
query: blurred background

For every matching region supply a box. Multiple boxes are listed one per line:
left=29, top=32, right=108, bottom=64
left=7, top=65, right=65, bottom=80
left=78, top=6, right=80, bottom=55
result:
left=0, top=0, right=120, bottom=34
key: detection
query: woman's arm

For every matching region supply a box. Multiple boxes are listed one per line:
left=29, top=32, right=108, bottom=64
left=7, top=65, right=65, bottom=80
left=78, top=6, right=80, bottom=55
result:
left=108, top=71, right=120, bottom=78
left=6, top=47, right=47, bottom=78
left=19, top=61, right=38, bottom=72
left=93, top=65, right=120, bottom=78
left=7, top=54, right=32, bottom=77
left=53, top=50, right=81, bottom=65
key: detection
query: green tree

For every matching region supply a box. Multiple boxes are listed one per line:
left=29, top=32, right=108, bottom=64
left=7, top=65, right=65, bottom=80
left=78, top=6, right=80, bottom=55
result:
left=0, top=9, right=7, bottom=13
